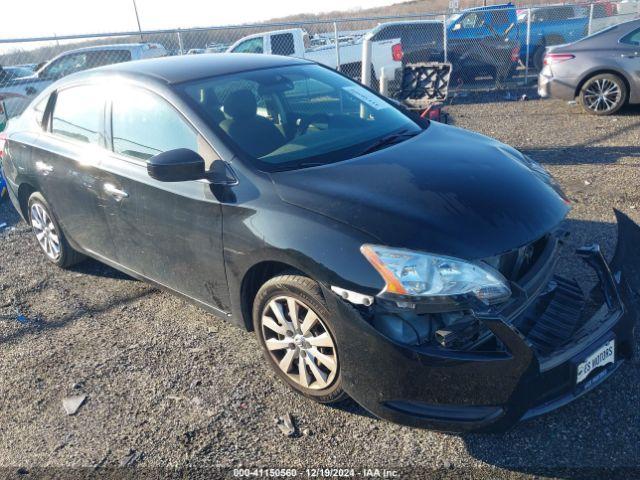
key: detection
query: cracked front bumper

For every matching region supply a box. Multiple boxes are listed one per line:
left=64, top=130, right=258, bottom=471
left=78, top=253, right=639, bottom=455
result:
left=323, top=211, right=639, bottom=432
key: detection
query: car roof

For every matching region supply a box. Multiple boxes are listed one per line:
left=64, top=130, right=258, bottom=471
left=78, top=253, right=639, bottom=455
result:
left=77, top=53, right=311, bottom=85
left=57, top=43, right=157, bottom=55
left=464, top=2, right=513, bottom=12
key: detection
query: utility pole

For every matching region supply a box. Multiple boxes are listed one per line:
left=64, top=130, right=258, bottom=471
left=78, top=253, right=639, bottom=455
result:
left=132, top=0, right=143, bottom=42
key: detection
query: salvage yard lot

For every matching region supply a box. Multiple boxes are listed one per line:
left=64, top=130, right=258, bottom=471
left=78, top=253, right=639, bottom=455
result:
left=1, top=98, right=639, bottom=478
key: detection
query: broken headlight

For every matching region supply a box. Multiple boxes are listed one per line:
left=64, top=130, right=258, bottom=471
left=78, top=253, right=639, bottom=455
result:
left=361, top=244, right=511, bottom=309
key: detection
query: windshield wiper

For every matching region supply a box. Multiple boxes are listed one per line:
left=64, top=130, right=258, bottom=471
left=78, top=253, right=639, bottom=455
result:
left=358, top=129, right=421, bottom=157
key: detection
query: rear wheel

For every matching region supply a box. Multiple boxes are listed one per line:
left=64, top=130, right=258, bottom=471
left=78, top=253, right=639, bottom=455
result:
left=253, top=274, right=346, bottom=404
left=579, top=73, right=627, bottom=116
left=28, top=192, right=84, bottom=267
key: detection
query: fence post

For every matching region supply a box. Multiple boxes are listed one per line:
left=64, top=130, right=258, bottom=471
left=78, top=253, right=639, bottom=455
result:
left=334, top=22, right=341, bottom=71
left=176, top=30, right=184, bottom=55
left=588, top=3, right=594, bottom=35
left=361, top=34, right=372, bottom=87
left=442, top=14, right=448, bottom=62
left=524, top=8, right=531, bottom=83
left=379, top=67, right=388, bottom=96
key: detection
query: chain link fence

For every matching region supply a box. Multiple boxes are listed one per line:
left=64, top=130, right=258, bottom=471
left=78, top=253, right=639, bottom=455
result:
left=1, top=0, right=639, bottom=119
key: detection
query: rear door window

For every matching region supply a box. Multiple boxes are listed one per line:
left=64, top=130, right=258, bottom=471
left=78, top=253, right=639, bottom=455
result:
left=621, top=28, right=640, bottom=46
left=461, top=13, right=484, bottom=29
left=111, top=87, right=199, bottom=161
left=42, top=53, right=89, bottom=79
left=50, top=85, right=105, bottom=145
left=271, top=33, right=295, bottom=56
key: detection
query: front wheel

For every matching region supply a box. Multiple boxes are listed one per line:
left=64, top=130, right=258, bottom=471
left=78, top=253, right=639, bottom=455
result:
left=579, top=73, right=628, bottom=116
left=253, top=274, right=347, bottom=404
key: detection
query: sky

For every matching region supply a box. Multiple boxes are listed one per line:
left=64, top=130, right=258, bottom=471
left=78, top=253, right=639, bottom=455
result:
left=1, top=0, right=410, bottom=41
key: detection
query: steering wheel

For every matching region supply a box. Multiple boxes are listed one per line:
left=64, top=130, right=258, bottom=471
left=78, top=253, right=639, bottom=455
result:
left=296, top=113, right=330, bottom=136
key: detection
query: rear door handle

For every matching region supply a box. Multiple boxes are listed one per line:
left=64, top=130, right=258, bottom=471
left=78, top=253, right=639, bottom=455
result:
left=103, top=183, right=128, bottom=201
left=621, top=52, right=639, bottom=58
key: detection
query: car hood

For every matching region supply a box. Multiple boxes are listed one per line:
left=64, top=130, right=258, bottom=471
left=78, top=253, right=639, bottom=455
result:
left=270, top=122, right=570, bottom=260
left=0, top=75, right=43, bottom=93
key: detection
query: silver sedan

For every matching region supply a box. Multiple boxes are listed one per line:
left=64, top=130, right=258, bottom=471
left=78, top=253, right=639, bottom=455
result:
left=539, top=19, right=640, bottom=115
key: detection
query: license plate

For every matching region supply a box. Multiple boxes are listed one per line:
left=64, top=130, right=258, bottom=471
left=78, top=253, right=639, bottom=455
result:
left=577, top=339, right=615, bottom=384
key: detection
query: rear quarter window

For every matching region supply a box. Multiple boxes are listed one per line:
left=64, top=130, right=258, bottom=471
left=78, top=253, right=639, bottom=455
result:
left=50, top=86, right=105, bottom=146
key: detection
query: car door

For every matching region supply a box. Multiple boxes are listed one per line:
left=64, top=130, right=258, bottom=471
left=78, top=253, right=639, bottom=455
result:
left=100, top=85, right=230, bottom=313
left=32, top=83, right=116, bottom=258
left=619, top=27, right=640, bottom=82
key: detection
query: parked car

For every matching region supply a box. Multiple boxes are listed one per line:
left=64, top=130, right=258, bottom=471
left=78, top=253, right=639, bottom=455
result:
left=0, top=65, right=36, bottom=87
left=0, top=43, right=167, bottom=118
left=448, top=3, right=590, bottom=71
left=2, top=54, right=639, bottom=432
left=539, top=19, right=640, bottom=115
left=370, top=20, right=520, bottom=85
left=226, top=27, right=402, bottom=89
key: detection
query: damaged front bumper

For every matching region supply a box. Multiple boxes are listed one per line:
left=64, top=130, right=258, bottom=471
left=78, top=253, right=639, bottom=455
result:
left=323, top=211, right=640, bottom=432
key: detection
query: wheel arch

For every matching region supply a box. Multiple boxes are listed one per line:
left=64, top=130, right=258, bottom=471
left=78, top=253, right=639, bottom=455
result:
left=17, top=182, right=37, bottom=220
left=239, top=260, right=306, bottom=331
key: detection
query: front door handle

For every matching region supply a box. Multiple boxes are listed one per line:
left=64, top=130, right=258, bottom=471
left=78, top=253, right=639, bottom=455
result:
left=104, top=183, right=128, bottom=201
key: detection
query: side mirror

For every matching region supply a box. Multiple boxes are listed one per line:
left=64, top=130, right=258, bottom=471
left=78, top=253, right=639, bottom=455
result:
left=147, top=148, right=206, bottom=182
left=452, top=23, right=462, bottom=31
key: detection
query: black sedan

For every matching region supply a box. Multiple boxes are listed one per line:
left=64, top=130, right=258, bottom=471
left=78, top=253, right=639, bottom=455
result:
left=1, top=54, right=638, bottom=432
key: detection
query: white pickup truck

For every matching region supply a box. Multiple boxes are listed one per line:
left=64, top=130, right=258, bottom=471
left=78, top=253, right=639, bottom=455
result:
left=226, top=27, right=403, bottom=89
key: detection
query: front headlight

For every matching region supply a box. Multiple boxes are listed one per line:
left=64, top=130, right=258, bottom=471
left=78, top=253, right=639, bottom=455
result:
left=361, top=244, right=511, bottom=306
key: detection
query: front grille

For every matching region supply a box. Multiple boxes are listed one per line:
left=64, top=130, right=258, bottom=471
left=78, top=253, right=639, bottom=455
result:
left=518, top=276, right=586, bottom=355
left=485, top=235, right=551, bottom=283
left=502, top=235, right=551, bottom=282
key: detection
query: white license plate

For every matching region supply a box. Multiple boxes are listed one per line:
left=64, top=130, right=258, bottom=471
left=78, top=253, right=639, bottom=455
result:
left=577, top=339, right=615, bottom=384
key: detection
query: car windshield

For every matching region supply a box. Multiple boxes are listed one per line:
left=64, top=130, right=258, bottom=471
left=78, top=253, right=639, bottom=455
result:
left=178, top=64, right=423, bottom=171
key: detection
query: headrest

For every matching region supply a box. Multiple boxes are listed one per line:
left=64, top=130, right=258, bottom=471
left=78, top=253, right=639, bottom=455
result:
left=223, top=89, right=257, bottom=120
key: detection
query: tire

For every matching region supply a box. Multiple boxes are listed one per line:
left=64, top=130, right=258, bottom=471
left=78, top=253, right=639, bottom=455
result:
left=27, top=192, right=84, bottom=268
left=252, top=274, right=347, bottom=404
left=579, top=73, right=628, bottom=116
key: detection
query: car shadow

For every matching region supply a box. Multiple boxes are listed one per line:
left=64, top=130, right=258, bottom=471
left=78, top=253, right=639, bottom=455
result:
left=446, top=85, right=538, bottom=106
left=0, top=288, right=154, bottom=345
left=67, top=258, right=133, bottom=281
left=327, top=397, right=378, bottom=420
left=523, top=144, right=640, bottom=166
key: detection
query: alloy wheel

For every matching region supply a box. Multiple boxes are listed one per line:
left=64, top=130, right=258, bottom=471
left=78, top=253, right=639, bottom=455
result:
left=260, top=296, right=338, bottom=391
left=30, top=202, right=61, bottom=261
left=583, top=78, right=622, bottom=114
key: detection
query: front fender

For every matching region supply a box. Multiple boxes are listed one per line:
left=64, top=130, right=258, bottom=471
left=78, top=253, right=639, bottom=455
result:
left=222, top=199, right=383, bottom=329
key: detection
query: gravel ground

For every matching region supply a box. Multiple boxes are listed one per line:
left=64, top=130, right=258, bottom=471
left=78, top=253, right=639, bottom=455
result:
left=1, top=98, right=639, bottom=479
